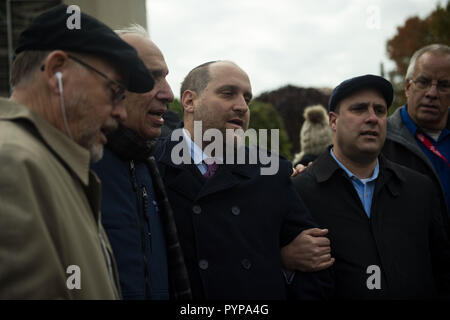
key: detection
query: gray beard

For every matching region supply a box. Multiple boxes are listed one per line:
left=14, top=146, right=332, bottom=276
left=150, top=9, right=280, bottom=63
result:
left=89, top=144, right=104, bottom=163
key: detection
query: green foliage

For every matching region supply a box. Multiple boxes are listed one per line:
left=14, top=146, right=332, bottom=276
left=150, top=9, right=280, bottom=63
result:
left=386, top=1, right=450, bottom=113
left=168, top=98, right=292, bottom=159
left=428, top=2, right=450, bottom=45
left=168, top=98, right=184, bottom=119
left=387, top=76, right=407, bottom=116
left=248, top=101, right=292, bottom=160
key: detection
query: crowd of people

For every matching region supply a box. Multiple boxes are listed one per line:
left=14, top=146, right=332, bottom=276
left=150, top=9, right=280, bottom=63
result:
left=0, top=4, right=449, bottom=300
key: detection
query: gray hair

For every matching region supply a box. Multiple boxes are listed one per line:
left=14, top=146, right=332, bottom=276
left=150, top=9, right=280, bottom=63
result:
left=10, top=50, right=50, bottom=89
left=115, top=23, right=149, bottom=38
left=405, top=44, right=450, bottom=80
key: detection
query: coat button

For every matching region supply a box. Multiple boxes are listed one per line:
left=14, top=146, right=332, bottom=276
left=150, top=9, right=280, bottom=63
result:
left=199, top=259, right=209, bottom=270
left=231, top=206, right=240, bottom=216
left=241, top=258, right=251, bottom=270
left=192, top=205, right=202, bottom=215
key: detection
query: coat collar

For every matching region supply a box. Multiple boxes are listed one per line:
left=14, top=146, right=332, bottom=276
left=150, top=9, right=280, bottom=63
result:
left=386, top=105, right=421, bottom=152
left=157, top=133, right=254, bottom=176
left=312, top=147, right=342, bottom=183
left=386, top=105, right=448, bottom=171
left=312, top=146, right=405, bottom=196
left=0, top=98, right=91, bottom=186
left=156, top=134, right=255, bottom=201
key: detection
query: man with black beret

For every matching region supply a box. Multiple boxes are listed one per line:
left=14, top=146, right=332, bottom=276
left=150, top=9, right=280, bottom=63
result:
left=291, top=74, right=450, bottom=299
left=0, top=5, right=153, bottom=299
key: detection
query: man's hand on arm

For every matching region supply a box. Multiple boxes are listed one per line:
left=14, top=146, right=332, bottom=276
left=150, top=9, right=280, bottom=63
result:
left=281, top=228, right=335, bottom=272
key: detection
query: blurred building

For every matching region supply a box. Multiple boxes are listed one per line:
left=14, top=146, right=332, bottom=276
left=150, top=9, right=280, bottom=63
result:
left=0, top=0, right=147, bottom=97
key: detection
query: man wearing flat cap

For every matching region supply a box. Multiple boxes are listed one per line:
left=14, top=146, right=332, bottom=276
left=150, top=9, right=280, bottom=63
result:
left=291, top=74, right=450, bottom=299
left=0, top=5, right=154, bottom=299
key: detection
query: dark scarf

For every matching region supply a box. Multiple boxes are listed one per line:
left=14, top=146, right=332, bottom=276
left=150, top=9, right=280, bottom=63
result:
left=106, top=124, right=155, bottom=161
left=106, top=124, right=192, bottom=300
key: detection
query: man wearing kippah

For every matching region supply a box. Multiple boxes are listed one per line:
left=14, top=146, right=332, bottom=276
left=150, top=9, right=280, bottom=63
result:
left=291, top=74, right=450, bottom=299
left=0, top=5, right=153, bottom=299
left=90, top=27, right=329, bottom=301
left=154, top=61, right=334, bottom=299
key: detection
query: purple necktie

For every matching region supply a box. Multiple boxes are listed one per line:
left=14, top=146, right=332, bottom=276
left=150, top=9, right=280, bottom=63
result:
left=203, top=162, right=219, bottom=179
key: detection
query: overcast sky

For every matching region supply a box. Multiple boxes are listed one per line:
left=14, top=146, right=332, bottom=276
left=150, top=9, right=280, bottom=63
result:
left=146, top=0, right=444, bottom=99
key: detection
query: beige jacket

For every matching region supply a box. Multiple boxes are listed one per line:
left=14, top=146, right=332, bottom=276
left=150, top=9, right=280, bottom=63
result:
left=0, top=98, right=120, bottom=299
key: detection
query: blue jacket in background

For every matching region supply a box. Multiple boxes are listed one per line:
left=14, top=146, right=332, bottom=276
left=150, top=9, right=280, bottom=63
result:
left=91, top=148, right=169, bottom=300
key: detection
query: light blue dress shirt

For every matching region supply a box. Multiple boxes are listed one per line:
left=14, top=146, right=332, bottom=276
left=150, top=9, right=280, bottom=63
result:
left=330, top=148, right=379, bottom=217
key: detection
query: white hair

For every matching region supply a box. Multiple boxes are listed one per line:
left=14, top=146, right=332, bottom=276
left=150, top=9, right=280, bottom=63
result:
left=114, top=23, right=149, bottom=38
left=405, top=44, right=450, bottom=80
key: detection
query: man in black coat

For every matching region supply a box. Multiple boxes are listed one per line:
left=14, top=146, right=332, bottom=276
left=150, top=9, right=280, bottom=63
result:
left=155, top=60, right=333, bottom=299
left=292, top=75, right=450, bottom=299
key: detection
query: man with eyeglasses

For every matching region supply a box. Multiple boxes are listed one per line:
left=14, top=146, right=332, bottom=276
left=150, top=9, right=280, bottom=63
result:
left=292, top=74, right=450, bottom=299
left=0, top=5, right=154, bottom=299
left=383, top=44, right=450, bottom=224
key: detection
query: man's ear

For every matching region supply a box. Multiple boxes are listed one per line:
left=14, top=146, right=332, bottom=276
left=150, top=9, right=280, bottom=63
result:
left=42, top=50, right=69, bottom=95
left=404, top=78, right=411, bottom=100
left=181, top=90, right=197, bottom=114
left=329, top=111, right=338, bottom=132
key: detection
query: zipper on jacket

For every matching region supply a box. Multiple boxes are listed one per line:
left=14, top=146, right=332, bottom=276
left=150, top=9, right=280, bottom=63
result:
left=97, top=213, right=121, bottom=299
left=142, top=186, right=152, bottom=252
left=130, top=160, right=138, bottom=192
left=129, top=160, right=151, bottom=299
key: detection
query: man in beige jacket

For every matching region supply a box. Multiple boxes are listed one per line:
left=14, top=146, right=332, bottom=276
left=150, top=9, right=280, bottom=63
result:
left=0, top=5, right=153, bottom=299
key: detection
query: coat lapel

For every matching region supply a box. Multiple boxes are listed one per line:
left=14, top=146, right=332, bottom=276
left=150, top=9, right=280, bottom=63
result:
left=196, top=164, right=253, bottom=200
left=387, top=107, right=434, bottom=169
left=156, top=136, right=254, bottom=201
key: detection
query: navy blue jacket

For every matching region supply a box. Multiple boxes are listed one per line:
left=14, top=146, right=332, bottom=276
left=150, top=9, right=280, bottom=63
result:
left=91, top=148, right=169, bottom=300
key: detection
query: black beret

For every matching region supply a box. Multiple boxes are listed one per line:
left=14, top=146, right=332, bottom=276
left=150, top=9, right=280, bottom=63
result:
left=15, top=4, right=154, bottom=93
left=328, top=74, right=393, bottom=112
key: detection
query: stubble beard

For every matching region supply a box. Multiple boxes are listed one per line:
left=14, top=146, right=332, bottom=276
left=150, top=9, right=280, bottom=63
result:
left=65, top=92, right=108, bottom=163
left=89, top=144, right=104, bottom=163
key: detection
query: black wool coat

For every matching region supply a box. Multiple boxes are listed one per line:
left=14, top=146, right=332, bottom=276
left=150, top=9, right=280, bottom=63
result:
left=292, top=149, right=450, bottom=299
left=155, top=136, right=333, bottom=300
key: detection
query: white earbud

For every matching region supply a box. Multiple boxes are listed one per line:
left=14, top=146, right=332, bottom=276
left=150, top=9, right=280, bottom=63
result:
left=55, top=72, right=63, bottom=94
left=54, top=71, right=73, bottom=140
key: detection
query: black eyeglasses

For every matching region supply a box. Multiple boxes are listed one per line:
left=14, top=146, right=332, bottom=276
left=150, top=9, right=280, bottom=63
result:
left=409, top=77, right=450, bottom=93
left=68, top=55, right=126, bottom=104
left=41, top=55, right=126, bottom=105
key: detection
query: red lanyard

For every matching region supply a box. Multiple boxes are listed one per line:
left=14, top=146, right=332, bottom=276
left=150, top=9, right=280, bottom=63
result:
left=416, top=132, right=450, bottom=167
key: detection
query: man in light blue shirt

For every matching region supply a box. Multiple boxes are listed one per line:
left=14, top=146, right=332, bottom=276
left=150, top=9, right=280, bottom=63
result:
left=330, top=148, right=379, bottom=217
left=155, top=60, right=334, bottom=299
left=292, top=74, right=450, bottom=299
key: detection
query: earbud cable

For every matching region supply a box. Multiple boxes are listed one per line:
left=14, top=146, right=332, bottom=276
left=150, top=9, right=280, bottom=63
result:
left=57, top=78, right=73, bottom=140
